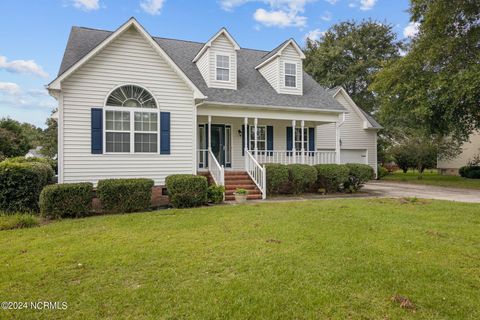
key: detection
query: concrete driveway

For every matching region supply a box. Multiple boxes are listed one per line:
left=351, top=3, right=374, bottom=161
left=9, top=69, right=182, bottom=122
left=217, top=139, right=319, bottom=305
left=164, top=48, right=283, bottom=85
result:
left=363, top=181, right=480, bottom=203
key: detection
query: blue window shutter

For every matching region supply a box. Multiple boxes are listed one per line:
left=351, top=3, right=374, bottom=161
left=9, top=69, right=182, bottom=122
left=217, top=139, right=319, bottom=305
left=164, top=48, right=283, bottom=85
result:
left=160, top=112, right=170, bottom=154
left=267, top=126, right=274, bottom=156
left=91, top=108, right=103, bottom=154
left=286, top=127, right=293, bottom=151
left=308, top=127, right=315, bottom=151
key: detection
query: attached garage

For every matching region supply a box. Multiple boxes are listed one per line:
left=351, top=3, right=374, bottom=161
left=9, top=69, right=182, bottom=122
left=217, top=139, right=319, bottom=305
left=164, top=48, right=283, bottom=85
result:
left=340, top=149, right=367, bottom=164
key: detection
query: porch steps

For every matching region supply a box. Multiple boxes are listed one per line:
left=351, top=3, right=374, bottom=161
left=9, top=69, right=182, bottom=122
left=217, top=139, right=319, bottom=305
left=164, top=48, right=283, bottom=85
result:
left=224, top=171, right=262, bottom=201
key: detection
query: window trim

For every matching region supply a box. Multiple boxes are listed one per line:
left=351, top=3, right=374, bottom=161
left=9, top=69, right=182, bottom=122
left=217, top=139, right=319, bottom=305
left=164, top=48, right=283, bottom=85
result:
left=284, top=61, right=297, bottom=88
left=103, top=84, right=160, bottom=155
left=249, top=125, right=267, bottom=151
left=294, top=127, right=310, bottom=151
left=215, top=54, right=230, bottom=82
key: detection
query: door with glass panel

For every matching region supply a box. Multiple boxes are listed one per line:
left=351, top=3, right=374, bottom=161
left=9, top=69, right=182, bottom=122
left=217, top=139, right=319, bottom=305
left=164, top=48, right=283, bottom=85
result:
left=198, top=124, right=231, bottom=168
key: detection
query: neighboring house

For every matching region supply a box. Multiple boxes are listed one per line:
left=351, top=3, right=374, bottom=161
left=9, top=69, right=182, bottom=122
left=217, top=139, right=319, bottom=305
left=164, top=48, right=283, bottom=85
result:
left=437, top=132, right=480, bottom=175
left=25, top=146, right=44, bottom=158
left=47, top=18, right=380, bottom=200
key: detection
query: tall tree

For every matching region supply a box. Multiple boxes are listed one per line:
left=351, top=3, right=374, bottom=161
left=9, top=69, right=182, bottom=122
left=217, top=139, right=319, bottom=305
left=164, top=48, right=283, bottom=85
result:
left=372, top=0, right=480, bottom=144
left=304, top=20, right=404, bottom=113
left=0, top=118, right=31, bottom=159
left=40, top=110, right=58, bottom=158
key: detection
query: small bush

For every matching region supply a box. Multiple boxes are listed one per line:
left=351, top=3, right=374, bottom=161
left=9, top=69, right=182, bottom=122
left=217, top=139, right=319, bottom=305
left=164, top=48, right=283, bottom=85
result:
left=39, top=183, right=93, bottom=219
left=207, top=185, right=225, bottom=204
left=0, top=160, right=54, bottom=213
left=265, top=164, right=289, bottom=194
left=378, top=165, right=389, bottom=179
left=344, top=164, right=375, bottom=192
left=97, top=178, right=154, bottom=213
left=0, top=213, right=40, bottom=231
left=166, top=175, right=208, bottom=208
left=315, top=164, right=350, bottom=193
left=235, top=188, right=248, bottom=195
left=459, top=165, right=480, bottom=179
left=287, top=164, right=317, bottom=194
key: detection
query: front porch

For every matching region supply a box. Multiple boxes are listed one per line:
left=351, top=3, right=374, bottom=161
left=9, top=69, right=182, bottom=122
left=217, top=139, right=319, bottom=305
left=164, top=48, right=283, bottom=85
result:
left=196, top=107, right=343, bottom=199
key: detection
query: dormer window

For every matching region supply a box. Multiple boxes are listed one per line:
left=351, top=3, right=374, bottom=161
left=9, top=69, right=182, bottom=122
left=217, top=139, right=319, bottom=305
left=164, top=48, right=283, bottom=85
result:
left=284, top=62, right=296, bottom=87
left=216, top=55, right=230, bottom=81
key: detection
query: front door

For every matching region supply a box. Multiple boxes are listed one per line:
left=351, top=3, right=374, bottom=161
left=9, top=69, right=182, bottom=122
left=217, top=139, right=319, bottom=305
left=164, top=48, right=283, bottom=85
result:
left=211, top=124, right=225, bottom=166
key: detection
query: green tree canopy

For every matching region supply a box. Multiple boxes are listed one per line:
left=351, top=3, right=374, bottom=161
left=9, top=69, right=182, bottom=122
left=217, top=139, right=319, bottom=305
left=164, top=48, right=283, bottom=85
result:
left=372, top=0, right=480, bottom=143
left=304, top=20, right=404, bottom=113
left=0, top=118, right=31, bottom=159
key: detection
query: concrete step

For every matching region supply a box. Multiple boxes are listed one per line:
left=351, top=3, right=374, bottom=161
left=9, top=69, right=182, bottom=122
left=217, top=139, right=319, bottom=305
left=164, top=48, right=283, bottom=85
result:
left=225, top=194, right=263, bottom=201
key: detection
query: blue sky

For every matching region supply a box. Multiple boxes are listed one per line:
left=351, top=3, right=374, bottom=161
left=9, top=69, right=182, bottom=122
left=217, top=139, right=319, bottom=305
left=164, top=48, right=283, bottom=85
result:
left=0, top=0, right=413, bottom=128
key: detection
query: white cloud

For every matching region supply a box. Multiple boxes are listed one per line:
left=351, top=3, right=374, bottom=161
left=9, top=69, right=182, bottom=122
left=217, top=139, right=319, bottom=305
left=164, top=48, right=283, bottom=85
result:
left=254, top=8, right=307, bottom=27
left=140, top=0, right=166, bottom=15
left=73, top=0, right=100, bottom=11
left=359, top=0, right=376, bottom=11
left=403, top=21, right=420, bottom=38
left=0, top=82, right=21, bottom=95
left=0, top=56, right=49, bottom=78
left=304, top=28, right=325, bottom=42
left=219, top=0, right=313, bottom=28
left=321, top=11, right=332, bottom=21
left=0, top=84, right=53, bottom=110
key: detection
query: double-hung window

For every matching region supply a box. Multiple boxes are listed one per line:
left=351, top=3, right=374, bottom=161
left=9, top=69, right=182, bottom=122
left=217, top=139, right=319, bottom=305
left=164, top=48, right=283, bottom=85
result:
left=216, top=55, right=230, bottom=81
left=284, top=62, right=296, bottom=87
left=249, top=126, right=266, bottom=151
left=104, top=85, right=158, bottom=154
left=294, top=127, right=309, bottom=151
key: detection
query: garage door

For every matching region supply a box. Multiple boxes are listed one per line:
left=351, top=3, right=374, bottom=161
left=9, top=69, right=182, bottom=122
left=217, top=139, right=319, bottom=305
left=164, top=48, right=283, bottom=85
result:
left=341, top=149, right=367, bottom=164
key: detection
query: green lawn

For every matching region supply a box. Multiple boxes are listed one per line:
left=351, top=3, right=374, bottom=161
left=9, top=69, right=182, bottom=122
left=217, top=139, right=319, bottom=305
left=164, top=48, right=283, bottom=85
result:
left=1, top=199, right=479, bottom=319
left=382, top=170, right=480, bottom=189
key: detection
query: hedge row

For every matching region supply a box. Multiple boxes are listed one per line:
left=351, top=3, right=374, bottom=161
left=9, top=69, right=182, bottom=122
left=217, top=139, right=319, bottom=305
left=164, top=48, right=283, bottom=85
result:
left=459, top=165, right=480, bottom=179
left=165, top=174, right=208, bottom=208
left=266, top=163, right=374, bottom=195
left=0, top=160, right=54, bottom=213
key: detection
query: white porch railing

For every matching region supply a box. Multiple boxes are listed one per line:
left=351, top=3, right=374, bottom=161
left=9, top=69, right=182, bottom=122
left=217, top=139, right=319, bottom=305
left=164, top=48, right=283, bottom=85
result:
left=246, top=150, right=266, bottom=199
left=207, top=149, right=224, bottom=186
left=254, top=150, right=336, bottom=165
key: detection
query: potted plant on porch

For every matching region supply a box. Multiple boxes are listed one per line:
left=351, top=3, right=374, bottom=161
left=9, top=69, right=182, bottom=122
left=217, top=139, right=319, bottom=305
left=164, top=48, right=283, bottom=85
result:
left=234, top=188, right=248, bottom=203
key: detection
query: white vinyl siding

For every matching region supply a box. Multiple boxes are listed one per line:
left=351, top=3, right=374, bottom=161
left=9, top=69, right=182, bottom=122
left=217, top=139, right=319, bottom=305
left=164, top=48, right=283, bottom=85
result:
left=196, top=50, right=210, bottom=86
left=60, top=26, right=195, bottom=185
left=316, top=90, right=377, bottom=173
left=258, top=58, right=279, bottom=92
left=278, top=45, right=302, bottom=95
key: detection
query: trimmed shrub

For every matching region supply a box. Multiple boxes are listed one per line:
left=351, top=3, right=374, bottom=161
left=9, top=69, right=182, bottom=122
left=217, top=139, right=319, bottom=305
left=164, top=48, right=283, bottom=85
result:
left=0, top=160, right=54, bottom=213
left=315, top=164, right=350, bottom=193
left=165, top=174, right=208, bottom=208
left=39, top=183, right=93, bottom=219
left=97, top=178, right=154, bottom=213
left=344, top=163, right=375, bottom=192
left=7, top=156, right=58, bottom=175
left=207, top=185, right=225, bottom=204
left=265, top=164, right=289, bottom=194
left=459, top=165, right=480, bottom=179
left=0, top=213, right=40, bottom=231
left=287, top=164, right=317, bottom=194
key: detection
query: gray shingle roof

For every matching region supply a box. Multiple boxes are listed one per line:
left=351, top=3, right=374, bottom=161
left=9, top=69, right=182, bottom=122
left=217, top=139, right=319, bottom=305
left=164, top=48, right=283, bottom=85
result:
left=57, top=26, right=346, bottom=112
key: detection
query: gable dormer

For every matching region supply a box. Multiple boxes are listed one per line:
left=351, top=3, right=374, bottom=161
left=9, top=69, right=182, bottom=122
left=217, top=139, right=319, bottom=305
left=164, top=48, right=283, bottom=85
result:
left=193, top=28, right=240, bottom=90
left=256, top=39, right=305, bottom=96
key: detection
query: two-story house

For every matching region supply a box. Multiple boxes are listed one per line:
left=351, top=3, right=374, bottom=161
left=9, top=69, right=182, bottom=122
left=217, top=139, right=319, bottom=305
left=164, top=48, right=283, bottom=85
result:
left=47, top=18, right=380, bottom=200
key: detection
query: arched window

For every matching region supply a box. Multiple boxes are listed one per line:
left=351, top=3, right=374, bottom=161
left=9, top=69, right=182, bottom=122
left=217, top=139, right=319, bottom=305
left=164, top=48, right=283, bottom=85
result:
left=104, top=85, right=158, bottom=153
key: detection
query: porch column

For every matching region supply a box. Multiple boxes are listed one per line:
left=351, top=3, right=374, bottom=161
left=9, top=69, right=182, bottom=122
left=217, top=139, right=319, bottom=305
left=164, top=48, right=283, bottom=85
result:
left=244, top=117, right=248, bottom=169
left=292, top=120, right=296, bottom=164
left=208, top=115, right=212, bottom=152
left=301, top=120, right=305, bottom=164
left=335, top=121, right=341, bottom=164
left=254, top=118, right=258, bottom=158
